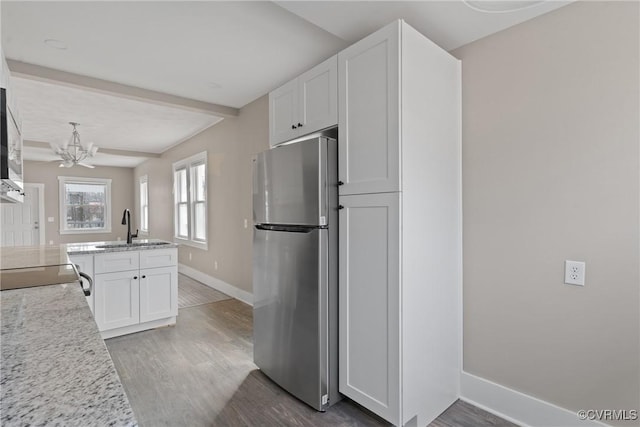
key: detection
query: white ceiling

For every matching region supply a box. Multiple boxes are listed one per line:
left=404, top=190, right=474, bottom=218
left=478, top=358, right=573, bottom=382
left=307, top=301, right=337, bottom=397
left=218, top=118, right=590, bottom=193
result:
left=14, top=77, right=223, bottom=153
left=275, top=1, right=572, bottom=51
left=1, top=1, right=572, bottom=167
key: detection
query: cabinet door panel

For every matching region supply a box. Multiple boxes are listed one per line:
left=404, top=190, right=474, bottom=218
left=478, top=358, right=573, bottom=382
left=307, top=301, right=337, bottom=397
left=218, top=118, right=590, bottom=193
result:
left=94, top=271, right=140, bottom=331
left=339, top=192, right=400, bottom=424
left=338, top=23, right=400, bottom=195
left=139, top=266, right=177, bottom=322
left=269, top=79, right=299, bottom=146
left=299, top=55, right=337, bottom=134
left=95, top=251, right=139, bottom=274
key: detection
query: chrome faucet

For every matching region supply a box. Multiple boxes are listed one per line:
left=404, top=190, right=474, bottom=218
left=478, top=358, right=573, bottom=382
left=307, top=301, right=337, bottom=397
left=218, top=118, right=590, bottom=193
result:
left=121, top=209, right=138, bottom=244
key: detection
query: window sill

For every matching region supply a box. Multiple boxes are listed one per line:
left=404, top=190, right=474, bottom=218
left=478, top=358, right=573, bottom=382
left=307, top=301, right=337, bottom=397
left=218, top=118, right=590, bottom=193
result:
left=173, top=237, right=208, bottom=251
left=60, top=228, right=112, bottom=235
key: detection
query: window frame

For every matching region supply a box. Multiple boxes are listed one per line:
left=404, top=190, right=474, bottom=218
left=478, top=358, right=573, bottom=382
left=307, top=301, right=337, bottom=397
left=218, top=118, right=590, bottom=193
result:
left=139, top=175, right=149, bottom=235
left=172, top=151, right=208, bottom=250
left=58, top=176, right=112, bottom=235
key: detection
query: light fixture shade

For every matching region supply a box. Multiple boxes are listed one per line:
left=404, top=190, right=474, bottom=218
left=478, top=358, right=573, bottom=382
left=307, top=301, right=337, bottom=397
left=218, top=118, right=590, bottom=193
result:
left=51, top=122, right=98, bottom=168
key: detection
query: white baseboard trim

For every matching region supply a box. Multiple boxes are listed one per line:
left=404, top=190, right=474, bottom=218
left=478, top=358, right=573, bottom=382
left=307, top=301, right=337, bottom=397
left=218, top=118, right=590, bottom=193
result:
left=460, top=371, right=610, bottom=427
left=178, top=263, right=253, bottom=306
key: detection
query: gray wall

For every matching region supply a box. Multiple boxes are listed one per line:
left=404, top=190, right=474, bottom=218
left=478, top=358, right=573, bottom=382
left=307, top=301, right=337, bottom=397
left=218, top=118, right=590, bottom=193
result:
left=23, top=161, right=135, bottom=245
left=134, top=95, right=269, bottom=294
left=452, top=0, right=639, bottom=420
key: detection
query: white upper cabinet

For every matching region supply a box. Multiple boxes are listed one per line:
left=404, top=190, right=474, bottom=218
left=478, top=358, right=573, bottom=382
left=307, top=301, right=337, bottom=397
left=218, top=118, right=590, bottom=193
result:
left=338, top=24, right=400, bottom=195
left=269, top=55, right=338, bottom=146
left=269, top=79, right=298, bottom=145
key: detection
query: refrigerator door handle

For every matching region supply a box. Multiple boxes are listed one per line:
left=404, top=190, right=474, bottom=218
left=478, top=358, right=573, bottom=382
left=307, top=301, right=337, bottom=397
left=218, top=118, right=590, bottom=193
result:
left=255, top=224, right=317, bottom=233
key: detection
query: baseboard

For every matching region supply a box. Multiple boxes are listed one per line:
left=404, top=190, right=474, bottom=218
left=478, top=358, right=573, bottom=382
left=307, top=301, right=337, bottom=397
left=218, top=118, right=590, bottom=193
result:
left=178, top=263, right=253, bottom=306
left=460, top=371, right=610, bottom=427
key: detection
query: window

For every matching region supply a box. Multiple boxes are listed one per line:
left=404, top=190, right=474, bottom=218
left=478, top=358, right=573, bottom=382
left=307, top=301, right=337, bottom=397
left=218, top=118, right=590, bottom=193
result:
left=58, top=177, right=112, bottom=234
left=139, top=175, right=149, bottom=234
left=173, top=152, right=207, bottom=249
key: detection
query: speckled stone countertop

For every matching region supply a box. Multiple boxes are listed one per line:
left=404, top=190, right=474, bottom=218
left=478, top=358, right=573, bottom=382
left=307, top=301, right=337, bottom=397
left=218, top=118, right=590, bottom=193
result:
left=1, top=282, right=137, bottom=426
left=0, top=245, right=72, bottom=270
left=65, top=238, right=178, bottom=255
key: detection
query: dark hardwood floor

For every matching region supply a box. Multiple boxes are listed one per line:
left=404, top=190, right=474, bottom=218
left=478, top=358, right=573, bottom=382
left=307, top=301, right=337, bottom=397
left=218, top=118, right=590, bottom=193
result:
left=106, top=281, right=517, bottom=427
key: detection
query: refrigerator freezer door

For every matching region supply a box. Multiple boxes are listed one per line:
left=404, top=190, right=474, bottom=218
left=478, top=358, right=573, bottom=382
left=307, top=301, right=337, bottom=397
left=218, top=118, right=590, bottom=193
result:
left=253, top=227, right=329, bottom=410
left=253, top=137, right=328, bottom=226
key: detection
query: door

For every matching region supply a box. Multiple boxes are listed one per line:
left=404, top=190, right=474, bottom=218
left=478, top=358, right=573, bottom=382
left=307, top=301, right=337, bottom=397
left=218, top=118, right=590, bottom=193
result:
left=298, top=55, right=338, bottom=134
left=94, top=271, right=140, bottom=331
left=253, top=137, right=332, bottom=226
left=269, top=78, right=299, bottom=146
left=139, top=266, right=177, bottom=322
left=253, top=227, right=329, bottom=411
left=0, top=184, right=42, bottom=246
left=338, top=192, right=400, bottom=424
left=338, top=21, right=400, bottom=195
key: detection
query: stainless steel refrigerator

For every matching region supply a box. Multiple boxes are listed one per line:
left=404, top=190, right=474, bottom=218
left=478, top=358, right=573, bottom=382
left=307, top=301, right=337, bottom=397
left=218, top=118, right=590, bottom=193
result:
left=252, top=134, right=339, bottom=411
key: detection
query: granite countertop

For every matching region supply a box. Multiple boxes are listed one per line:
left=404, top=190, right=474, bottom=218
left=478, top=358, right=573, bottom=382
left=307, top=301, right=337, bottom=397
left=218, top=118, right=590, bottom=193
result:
left=1, top=282, right=137, bottom=426
left=65, top=238, right=178, bottom=255
left=0, top=245, right=72, bottom=270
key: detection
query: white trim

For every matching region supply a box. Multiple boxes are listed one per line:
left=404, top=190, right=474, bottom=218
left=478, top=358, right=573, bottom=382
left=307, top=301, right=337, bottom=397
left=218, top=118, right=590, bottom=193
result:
left=174, top=237, right=207, bottom=251
left=58, top=176, right=112, bottom=234
left=100, top=316, right=176, bottom=340
left=172, top=151, right=208, bottom=250
left=178, top=263, right=253, bottom=306
left=139, top=174, right=149, bottom=234
left=25, top=183, right=46, bottom=245
left=460, top=371, right=610, bottom=427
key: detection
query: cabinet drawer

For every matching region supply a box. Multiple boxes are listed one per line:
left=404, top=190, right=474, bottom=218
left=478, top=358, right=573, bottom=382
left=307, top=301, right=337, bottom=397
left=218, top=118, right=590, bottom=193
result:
left=95, top=251, right=140, bottom=274
left=140, top=248, right=177, bottom=269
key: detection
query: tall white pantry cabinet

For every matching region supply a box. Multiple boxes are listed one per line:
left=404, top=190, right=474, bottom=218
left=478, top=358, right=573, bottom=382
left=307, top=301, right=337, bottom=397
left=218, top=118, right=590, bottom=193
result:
left=337, top=20, right=461, bottom=427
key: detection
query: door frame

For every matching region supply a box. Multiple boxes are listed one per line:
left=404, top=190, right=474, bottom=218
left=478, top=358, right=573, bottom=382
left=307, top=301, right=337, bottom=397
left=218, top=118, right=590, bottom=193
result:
left=25, top=183, right=46, bottom=245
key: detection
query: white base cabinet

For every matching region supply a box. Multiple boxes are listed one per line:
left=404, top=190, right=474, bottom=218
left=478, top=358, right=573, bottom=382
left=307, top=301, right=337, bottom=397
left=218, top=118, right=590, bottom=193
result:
left=337, top=20, right=461, bottom=426
left=140, top=266, right=177, bottom=323
left=94, top=270, right=140, bottom=331
left=92, top=248, right=178, bottom=339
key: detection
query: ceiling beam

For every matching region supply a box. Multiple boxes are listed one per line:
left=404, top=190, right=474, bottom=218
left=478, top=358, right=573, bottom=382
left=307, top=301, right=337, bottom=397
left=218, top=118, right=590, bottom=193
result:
left=24, top=140, right=161, bottom=158
left=8, top=60, right=239, bottom=118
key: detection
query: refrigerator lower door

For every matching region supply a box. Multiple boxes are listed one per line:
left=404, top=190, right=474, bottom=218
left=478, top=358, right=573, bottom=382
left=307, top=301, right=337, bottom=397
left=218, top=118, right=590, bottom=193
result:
left=253, top=227, right=329, bottom=411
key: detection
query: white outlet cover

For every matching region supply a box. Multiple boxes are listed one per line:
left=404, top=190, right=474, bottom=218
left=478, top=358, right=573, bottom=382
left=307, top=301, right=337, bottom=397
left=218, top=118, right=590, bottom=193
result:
left=565, top=260, right=586, bottom=286
left=47, top=217, right=54, bottom=222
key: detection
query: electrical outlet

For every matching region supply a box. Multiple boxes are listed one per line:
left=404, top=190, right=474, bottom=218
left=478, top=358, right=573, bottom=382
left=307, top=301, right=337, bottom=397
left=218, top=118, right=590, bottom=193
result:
left=214, top=260, right=218, bottom=270
left=565, top=260, right=585, bottom=286
left=244, top=218, right=248, bottom=229
left=189, top=252, right=192, bottom=261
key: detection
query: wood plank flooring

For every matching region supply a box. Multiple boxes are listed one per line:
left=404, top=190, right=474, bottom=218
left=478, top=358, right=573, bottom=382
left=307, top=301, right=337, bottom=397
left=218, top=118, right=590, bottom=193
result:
left=178, top=273, right=231, bottom=309
left=106, top=297, right=518, bottom=427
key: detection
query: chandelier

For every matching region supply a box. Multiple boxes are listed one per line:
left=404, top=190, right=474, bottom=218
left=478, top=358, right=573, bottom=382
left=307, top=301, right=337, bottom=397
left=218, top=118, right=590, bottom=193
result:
left=50, top=122, right=98, bottom=168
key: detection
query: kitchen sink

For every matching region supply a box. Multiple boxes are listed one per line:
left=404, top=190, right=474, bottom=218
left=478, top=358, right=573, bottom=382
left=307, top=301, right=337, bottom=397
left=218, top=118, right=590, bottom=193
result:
left=95, top=242, right=172, bottom=249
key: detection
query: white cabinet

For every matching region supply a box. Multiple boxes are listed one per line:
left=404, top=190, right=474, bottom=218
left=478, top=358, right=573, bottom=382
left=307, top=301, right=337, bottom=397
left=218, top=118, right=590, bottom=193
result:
left=338, top=20, right=461, bottom=426
left=68, top=254, right=95, bottom=313
left=269, top=55, right=338, bottom=146
left=94, top=270, right=140, bottom=331
left=95, top=251, right=139, bottom=274
left=139, top=266, right=177, bottom=323
left=338, top=25, right=400, bottom=195
left=92, top=248, right=178, bottom=338
left=339, top=192, right=400, bottom=423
